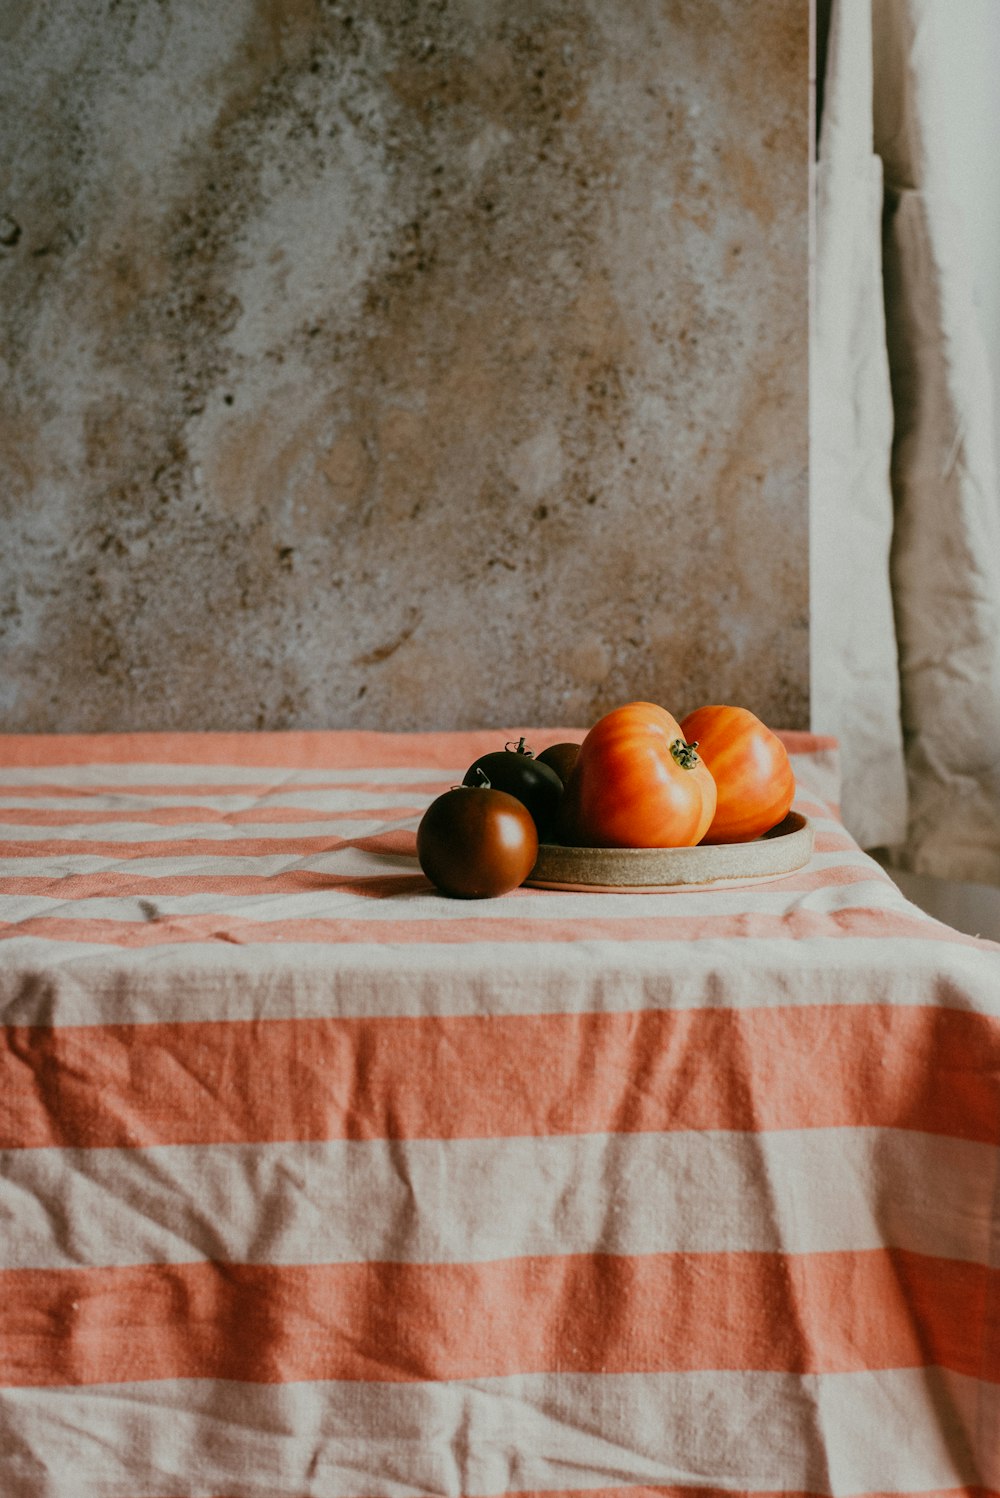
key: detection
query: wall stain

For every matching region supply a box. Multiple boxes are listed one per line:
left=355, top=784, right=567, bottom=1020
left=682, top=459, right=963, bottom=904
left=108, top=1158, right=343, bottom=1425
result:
left=1, top=0, right=808, bottom=732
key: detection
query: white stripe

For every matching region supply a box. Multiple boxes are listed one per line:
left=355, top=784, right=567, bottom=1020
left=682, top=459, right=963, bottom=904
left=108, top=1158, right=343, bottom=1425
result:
left=0, top=790, right=435, bottom=812
left=0, top=1367, right=991, bottom=1496
left=0, top=750, right=841, bottom=796
left=0, top=1127, right=992, bottom=1271
left=2, top=933, right=996, bottom=1027
left=0, top=849, right=417, bottom=878
left=0, top=868, right=895, bottom=926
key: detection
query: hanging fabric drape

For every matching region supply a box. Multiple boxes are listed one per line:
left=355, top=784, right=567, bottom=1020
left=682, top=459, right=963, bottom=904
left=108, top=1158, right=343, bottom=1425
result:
left=811, top=0, right=908, bottom=849
left=875, top=0, right=1000, bottom=884
left=813, top=0, right=1000, bottom=884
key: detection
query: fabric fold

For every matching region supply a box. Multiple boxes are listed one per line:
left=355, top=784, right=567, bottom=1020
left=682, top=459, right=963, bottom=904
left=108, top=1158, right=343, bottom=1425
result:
left=815, top=0, right=1000, bottom=881
left=875, top=0, right=1000, bottom=883
left=810, top=0, right=908, bottom=850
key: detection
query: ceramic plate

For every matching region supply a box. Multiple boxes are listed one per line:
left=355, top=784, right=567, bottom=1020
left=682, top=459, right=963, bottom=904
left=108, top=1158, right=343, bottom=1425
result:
left=523, top=812, right=813, bottom=892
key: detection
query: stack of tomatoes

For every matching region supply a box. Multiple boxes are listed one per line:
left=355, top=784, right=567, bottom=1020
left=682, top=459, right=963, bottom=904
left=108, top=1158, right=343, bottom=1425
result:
left=417, top=701, right=796, bottom=898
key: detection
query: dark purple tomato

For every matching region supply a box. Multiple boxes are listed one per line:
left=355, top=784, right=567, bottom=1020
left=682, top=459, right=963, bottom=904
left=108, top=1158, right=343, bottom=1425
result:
left=417, top=785, right=539, bottom=898
left=462, top=737, right=563, bottom=840
left=536, top=741, right=581, bottom=787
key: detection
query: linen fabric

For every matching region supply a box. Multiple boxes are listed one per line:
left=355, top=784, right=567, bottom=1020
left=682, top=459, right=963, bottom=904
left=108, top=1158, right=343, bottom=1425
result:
left=813, top=0, right=1000, bottom=880
left=0, top=728, right=998, bottom=1497
left=873, top=0, right=1000, bottom=884
left=811, top=0, right=908, bottom=850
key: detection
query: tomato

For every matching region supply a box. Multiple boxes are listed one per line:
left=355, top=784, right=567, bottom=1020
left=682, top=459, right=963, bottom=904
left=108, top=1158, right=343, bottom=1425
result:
left=556, top=701, right=717, bottom=849
left=463, top=737, right=563, bottom=840
left=417, top=784, right=539, bottom=898
left=679, top=704, right=794, bottom=843
left=536, top=741, right=581, bottom=787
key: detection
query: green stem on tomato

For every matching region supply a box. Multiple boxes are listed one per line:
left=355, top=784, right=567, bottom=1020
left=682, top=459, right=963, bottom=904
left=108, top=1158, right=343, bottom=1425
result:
left=670, top=738, right=701, bottom=770
left=504, top=737, right=534, bottom=757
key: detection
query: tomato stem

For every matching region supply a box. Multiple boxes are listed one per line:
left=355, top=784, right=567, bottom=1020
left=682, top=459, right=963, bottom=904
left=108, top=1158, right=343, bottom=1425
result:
left=670, top=738, right=701, bottom=770
left=504, top=736, right=534, bottom=757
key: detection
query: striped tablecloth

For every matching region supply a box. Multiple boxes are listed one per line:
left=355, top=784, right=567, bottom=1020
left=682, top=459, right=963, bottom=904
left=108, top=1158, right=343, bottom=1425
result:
left=0, top=728, right=998, bottom=1498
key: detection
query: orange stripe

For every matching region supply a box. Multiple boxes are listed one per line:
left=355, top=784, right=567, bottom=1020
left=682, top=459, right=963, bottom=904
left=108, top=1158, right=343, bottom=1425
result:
left=0, top=904, right=984, bottom=952
left=0, top=728, right=581, bottom=769
left=0, top=829, right=851, bottom=858
left=0, top=1248, right=993, bottom=1388
left=0, top=833, right=407, bottom=858
left=812, top=830, right=861, bottom=851
left=2, top=1004, right=997, bottom=1150
left=0, top=805, right=424, bottom=826
left=781, top=732, right=839, bottom=752
left=0, top=728, right=829, bottom=768
left=0, top=815, right=850, bottom=854
left=0, top=832, right=419, bottom=856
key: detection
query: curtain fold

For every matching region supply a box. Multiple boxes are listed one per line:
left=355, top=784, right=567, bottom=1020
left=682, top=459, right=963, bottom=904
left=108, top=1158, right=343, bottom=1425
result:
left=811, top=0, right=908, bottom=848
left=813, top=0, right=1000, bottom=884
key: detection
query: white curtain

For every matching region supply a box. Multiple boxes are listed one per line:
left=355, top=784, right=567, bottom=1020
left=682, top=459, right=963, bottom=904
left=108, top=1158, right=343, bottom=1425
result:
left=812, top=0, right=1000, bottom=885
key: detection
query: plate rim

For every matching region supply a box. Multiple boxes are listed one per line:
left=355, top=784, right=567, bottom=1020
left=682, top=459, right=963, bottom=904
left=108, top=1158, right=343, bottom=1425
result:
left=524, top=811, right=813, bottom=891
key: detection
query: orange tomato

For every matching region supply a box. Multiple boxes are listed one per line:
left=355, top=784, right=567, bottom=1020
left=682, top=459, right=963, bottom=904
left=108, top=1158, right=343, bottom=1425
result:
left=557, top=701, right=717, bottom=848
left=679, top=704, right=794, bottom=843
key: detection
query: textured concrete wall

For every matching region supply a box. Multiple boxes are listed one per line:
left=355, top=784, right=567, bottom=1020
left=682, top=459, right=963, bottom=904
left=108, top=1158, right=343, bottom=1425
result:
left=0, top=0, right=809, bottom=732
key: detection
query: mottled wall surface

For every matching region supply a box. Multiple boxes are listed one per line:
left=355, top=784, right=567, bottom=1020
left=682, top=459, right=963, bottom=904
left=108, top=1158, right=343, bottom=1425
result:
left=0, top=0, right=809, bottom=732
